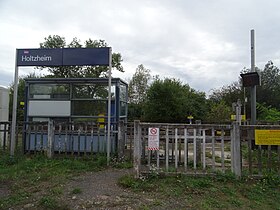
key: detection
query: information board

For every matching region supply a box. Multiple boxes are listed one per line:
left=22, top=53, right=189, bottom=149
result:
left=255, top=130, right=280, bottom=145
left=148, top=128, right=159, bottom=150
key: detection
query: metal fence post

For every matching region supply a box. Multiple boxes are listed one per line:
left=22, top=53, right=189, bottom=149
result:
left=47, top=119, right=54, bottom=158
left=118, top=120, right=125, bottom=159
left=134, top=120, right=141, bottom=178
left=231, top=122, right=241, bottom=178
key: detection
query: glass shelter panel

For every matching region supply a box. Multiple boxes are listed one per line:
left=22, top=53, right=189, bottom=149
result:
left=72, top=84, right=116, bottom=99
left=29, top=84, right=70, bottom=99
left=120, top=101, right=127, bottom=117
left=119, top=83, right=127, bottom=102
left=72, top=100, right=108, bottom=116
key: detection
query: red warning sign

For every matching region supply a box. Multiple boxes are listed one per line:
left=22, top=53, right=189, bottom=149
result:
left=148, top=127, right=159, bottom=150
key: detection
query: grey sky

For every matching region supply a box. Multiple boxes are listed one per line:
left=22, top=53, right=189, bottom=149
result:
left=1, top=0, right=280, bottom=94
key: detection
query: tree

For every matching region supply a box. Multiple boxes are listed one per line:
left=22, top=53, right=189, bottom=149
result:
left=127, top=64, right=151, bottom=120
left=257, top=61, right=280, bottom=110
left=209, top=61, right=280, bottom=122
left=257, top=103, right=280, bottom=122
left=128, top=64, right=151, bottom=104
left=144, top=78, right=208, bottom=123
left=205, top=100, right=231, bottom=123
left=209, top=81, right=243, bottom=107
left=9, top=72, right=39, bottom=121
left=38, top=35, right=124, bottom=78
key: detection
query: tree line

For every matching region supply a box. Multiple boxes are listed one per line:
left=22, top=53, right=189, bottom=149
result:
left=9, top=35, right=280, bottom=123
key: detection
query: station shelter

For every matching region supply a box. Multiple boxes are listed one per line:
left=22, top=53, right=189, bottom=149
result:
left=23, top=77, right=128, bottom=153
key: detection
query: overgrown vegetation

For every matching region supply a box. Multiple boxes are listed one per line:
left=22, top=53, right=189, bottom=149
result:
left=0, top=152, right=107, bottom=209
left=118, top=172, right=280, bottom=210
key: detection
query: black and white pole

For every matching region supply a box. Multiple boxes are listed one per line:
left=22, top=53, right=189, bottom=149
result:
left=250, top=29, right=256, bottom=125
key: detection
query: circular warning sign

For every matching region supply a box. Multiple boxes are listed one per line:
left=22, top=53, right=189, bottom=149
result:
left=150, top=128, right=157, bottom=135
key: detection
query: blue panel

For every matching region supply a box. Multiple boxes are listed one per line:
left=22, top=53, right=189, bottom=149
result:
left=25, top=133, right=116, bottom=153
left=17, top=49, right=63, bottom=66
left=17, top=48, right=110, bottom=67
left=62, top=48, right=110, bottom=66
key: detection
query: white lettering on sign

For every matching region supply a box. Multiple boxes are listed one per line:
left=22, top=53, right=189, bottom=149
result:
left=148, top=127, right=159, bottom=150
left=21, top=55, right=52, bottom=62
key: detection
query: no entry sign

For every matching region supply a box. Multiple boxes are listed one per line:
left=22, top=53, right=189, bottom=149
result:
left=148, top=128, right=159, bottom=150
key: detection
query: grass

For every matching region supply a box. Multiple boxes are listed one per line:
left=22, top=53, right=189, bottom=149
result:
left=118, top=171, right=280, bottom=210
left=0, top=152, right=107, bottom=209
left=1, top=149, right=279, bottom=209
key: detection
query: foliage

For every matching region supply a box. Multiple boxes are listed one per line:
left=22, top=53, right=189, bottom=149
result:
left=128, top=64, right=151, bottom=120
left=128, top=64, right=151, bottom=104
left=257, top=103, right=280, bottom=121
left=209, top=81, right=243, bottom=107
left=39, top=35, right=123, bottom=78
left=205, top=100, right=232, bottom=123
left=209, top=61, right=280, bottom=122
left=144, top=78, right=208, bottom=123
left=128, top=102, right=145, bottom=121
left=8, top=72, right=39, bottom=121
left=257, top=61, right=280, bottom=110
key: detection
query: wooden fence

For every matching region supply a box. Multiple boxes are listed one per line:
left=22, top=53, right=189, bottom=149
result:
left=1, top=120, right=280, bottom=178
left=0, top=121, right=23, bottom=152
left=133, top=121, right=280, bottom=178
left=240, top=125, right=280, bottom=176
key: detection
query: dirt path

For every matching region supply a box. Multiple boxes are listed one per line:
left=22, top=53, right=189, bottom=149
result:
left=60, top=168, right=148, bottom=209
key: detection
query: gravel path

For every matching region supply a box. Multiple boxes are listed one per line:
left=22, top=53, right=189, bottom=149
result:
left=60, top=168, right=148, bottom=209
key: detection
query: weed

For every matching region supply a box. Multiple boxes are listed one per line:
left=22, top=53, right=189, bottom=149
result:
left=118, top=174, right=137, bottom=188
left=229, top=198, right=243, bottom=207
left=39, top=196, right=59, bottom=209
left=202, top=197, right=225, bottom=209
left=215, top=170, right=237, bottom=182
left=71, top=188, right=82, bottom=194
left=152, top=199, right=163, bottom=206
left=50, top=186, right=63, bottom=196
left=139, top=205, right=150, bottom=210
left=113, top=161, right=133, bottom=169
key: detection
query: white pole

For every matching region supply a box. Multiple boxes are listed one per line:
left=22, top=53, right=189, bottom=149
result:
left=107, top=47, right=112, bottom=165
left=250, top=29, right=256, bottom=125
left=10, top=49, right=19, bottom=156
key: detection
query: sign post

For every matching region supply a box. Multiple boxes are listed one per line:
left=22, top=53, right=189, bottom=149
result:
left=107, top=48, right=112, bottom=166
left=10, top=50, right=19, bottom=156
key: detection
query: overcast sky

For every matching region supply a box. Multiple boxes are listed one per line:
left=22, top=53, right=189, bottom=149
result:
left=1, top=0, right=280, bottom=94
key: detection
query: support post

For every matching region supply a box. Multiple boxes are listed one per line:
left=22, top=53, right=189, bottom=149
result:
left=134, top=120, right=141, bottom=178
left=10, top=50, right=19, bottom=156
left=47, top=119, right=54, bottom=158
left=250, top=29, right=257, bottom=125
left=231, top=122, right=241, bottom=178
left=118, top=120, right=125, bottom=159
left=107, top=47, right=112, bottom=166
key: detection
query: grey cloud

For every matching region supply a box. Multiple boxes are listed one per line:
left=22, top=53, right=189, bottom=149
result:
left=1, top=0, right=280, bottom=93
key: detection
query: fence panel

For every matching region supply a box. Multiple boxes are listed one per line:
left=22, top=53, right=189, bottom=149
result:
left=133, top=122, right=232, bottom=177
left=240, top=125, right=280, bottom=176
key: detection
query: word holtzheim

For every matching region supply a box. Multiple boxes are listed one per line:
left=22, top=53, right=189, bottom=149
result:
left=21, top=55, right=52, bottom=62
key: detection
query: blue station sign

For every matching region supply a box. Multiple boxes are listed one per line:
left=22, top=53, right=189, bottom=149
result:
left=17, top=49, right=63, bottom=66
left=17, top=47, right=110, bottom=66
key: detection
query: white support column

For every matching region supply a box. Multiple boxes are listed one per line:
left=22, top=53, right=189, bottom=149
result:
left=107, top=47, right=112, bottom=166
left=10, top=50, right=19, bottom=156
